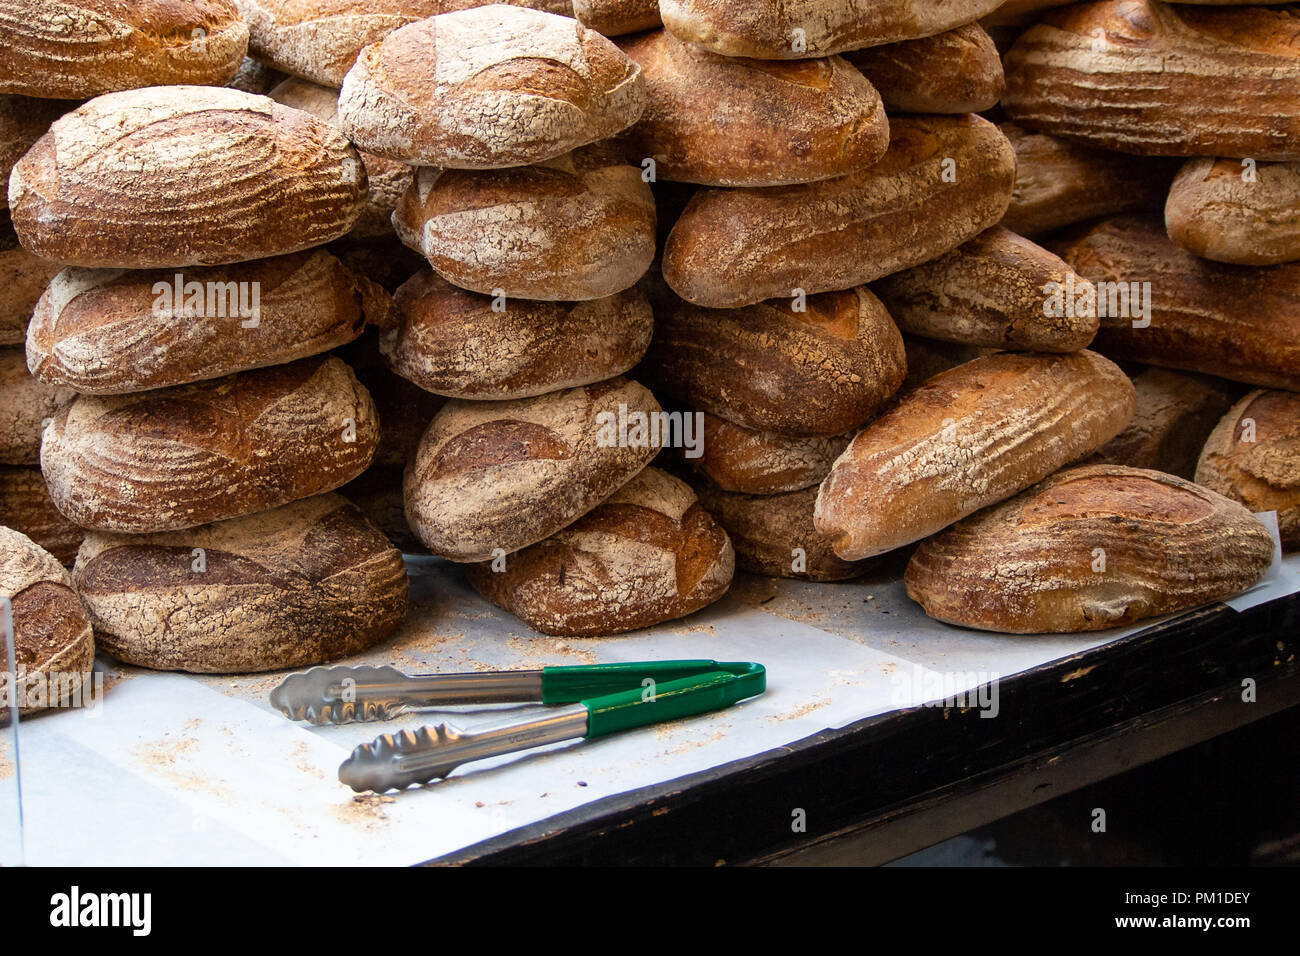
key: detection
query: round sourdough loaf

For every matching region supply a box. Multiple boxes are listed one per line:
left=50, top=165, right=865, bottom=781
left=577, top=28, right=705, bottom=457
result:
left=1196, top=389, right=1300, bottom=550
left=999, top=122, right=1176, bottom=238
left=1165, top=158, right=1300, bottom=266
left=467, top=467, right=734, bottom=636
left=641, top=285, right=906, bottom=437
left=905, top=465, right=1275, bottom=633
left=1089, top=368, right=1234, bottom=480
left=689, top=414, right=852, bottom=495
left=40, top=355, right=379, bottom=533
left=26, top=252, right=373, bottom=394
left=0, top=348, right=73, bottom=465
left=574, top=0, right=661, bottom=36
left=662, top=114, right=1014, bottom=308
left=0, top=226, right=61, bottom=345
left=1003, top=0, right=1300, bottom=160
left=0, top=0, right=248, bottom=98
left=872, top=226, right=1099, bottom=352
left=0, top=467, right=84, bottom=566
left=1052, top=215, right=1300, bottom=392
left=659, top=0, right=1004, bottom=59
left=393, top=145, right=656, bottom=301
left=267, top=76, right=414, bottom=240
left=616, top=29, right=888, bottom=187
left=381, top=271, right=653, bottom=400
left=8, top=86, right=368, bottom=268
left=692, top=479, right=871, bottom=582
left=815, top=350, right=1137, bottom=560
left=845, top=23, right=1003, bottom=114
left=0, top=95, right=70, bottom=210
left=338, top=6, right=645, bottom=169
left=0, top=526, right=94, bottom=716
left=237, top=0, right=574, bottom=87
left=404, top=377, right=662, bottom=561
left=72, top=494, right=410, bottom=673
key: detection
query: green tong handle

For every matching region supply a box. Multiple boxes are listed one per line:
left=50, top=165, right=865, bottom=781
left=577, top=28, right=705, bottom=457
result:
left=541, top=660, right=754, bottom=704
left=582, top=662, right=766, bottom=738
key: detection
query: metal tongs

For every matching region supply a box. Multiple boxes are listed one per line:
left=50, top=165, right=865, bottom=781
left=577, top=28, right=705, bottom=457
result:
left=270, top=660, right=766, bottom=793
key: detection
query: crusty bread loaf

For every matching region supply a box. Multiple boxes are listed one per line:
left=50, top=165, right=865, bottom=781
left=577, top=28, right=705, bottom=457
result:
left=27, top=252, right=373, bottom=394
left=226, top=56, right=286, bottom=94
left=905, top=465, right=1275, bottom=633
left=0, top=525, right=94, bottom=716
left=0, top=0, right=248, bottom=98
left=845, top=23, right=1003, bottom=114
left=268, top=76, right=414, bottom=241
left=1052, top=215, right=1300, bottom=391
left=1003, top=0, right=1300, bottom=160
left=0, top=347, right=72, bottom=465
left=692, top=479, right=870, bottom=581
left=404, top=377, right=661, bottom=561
left=642, top=285, right=906, bottom=437
left=0, top=95, right=70, bottom=210
left=1196, top=389, right=1300, bottom=550
left=616, top=29, right=888, bottom=187
left=873, top=226, right=1099, bottom=353
left=394, top=144, right=656, bottom=301
left=1090, top=368, right=1235, bottom=480
left=236, top=0, right=573, bottom=87
left=0, top=467, right=84, bottom=566
left=690, top=414, right=852, bottom=495
left=467, top=467, right=734, bottom=635
left=381, top=270, right=653, bottom=400
left=574, top=0, right=661, bottom=36
left=73, top=494, right=409, bottom=673
left=999, top=122, right=1176, bottom=238
left=41, top=356, right=379, bottom=533
left=1165, top=158, right=1300, bottom=266
left=0, top=225, right=61, bottom=345
left=815, top=350, right=1136, bottom=560
left=659, top=0, right=1004, bottom=60
left=338, top=6, right=644, bottom=168
left=9, top=86, right=368, bottom=268
left=662, top=113, right=1014, bottom=308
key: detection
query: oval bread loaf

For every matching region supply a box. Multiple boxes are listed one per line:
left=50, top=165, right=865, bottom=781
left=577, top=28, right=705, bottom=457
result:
left=872, top=226, right=1099, bottom=353
left=404, top=377, right=662, bottom=562
left=1196, top=389, right=1300, bottom=550
left=815, top=350, right=1137, bottom=560
left=641, top=285, right=906, bottom=437
left=41, top=355, right=379, bottom=533
left=73, top=494, right=410, bottom=673
left=338, top=6, right=645, bottom=169
left=659, top=0, right=1004, bottom=60
left=467, top=467, right=734, bottom=636
left=845, top=23, right=1003, bottom=114
left=0, top=0, right=248, bottom=98
left=26, top=252, right=372, bottom=394
left=8, top=86, right=368, bottom=268
left=393, top=145, right=656, bottom=301
left=616, top=29, right=889, bottom=187
left=1, top=347, right=73, bottom=464
left=0, top=226, right=61, bottom=345
left=0, top=466, right=84, bottom=566
left=236, top=0, right=573, bottom=87
left=690, top=414, right=852, bottom=495
left=0, top=95, right=70, bottom=209
left=692, top=479, right=871, bottom=582
left=1052, top=215, right=1300, bottom=391
left=999, top=122, right=1176, bottom=238
left=1165, top=158, right=1300, bottom=266
left=662, top=113, right=1015, bottom=308
left=905, top=465, right=1275, bottom=633
left=0, top=526, right=94, bottom=716
left=381, top=270, right=653, bottom=400
left=1003, top=0, right=1300, bottom=160
left=574, top=0, right=662, bottom=36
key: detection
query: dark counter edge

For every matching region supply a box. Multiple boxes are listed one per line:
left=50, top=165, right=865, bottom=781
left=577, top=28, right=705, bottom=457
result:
left=425, top=591, right=1299, bottom=866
